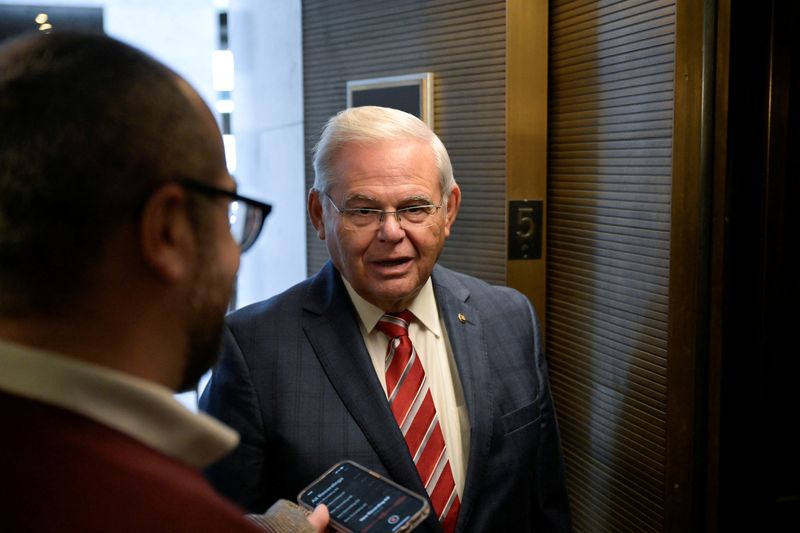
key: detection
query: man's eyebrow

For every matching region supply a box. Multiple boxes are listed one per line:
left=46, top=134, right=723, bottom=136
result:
left=343, top=193, right=378, bottom=204
left=344, top=194, right=434, bottom=204
left=401, top=195, right=434, bottom=203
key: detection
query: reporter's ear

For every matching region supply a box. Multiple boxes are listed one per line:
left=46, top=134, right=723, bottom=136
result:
left=139, top=183, right=194, bottom=282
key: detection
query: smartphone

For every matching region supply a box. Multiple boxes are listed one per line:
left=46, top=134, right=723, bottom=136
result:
left=297, top=460, right=430, bottom=533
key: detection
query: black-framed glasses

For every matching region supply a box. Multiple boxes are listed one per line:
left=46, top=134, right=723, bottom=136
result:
left=177, top=179, right=272, bottom=253
left=324, top=193, right=442, bottom=230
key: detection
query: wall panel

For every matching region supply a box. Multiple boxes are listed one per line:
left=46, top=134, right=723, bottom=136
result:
left=547, top=0, right=676, bottom=530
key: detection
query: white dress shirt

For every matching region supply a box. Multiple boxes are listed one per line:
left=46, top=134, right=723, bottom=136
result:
left=342, top=277, right=471, bottom=496
left=0, top=338, right=238, bottom=469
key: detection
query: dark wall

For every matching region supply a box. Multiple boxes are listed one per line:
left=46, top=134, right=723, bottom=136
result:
left=715, top=1, right=799, bottom=529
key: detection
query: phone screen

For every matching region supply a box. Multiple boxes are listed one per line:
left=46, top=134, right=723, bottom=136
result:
left=298, top=460, right=429, bottom=533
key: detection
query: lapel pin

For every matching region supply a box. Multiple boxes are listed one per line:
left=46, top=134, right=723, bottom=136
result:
left=458, top=313, right=467, bottom=324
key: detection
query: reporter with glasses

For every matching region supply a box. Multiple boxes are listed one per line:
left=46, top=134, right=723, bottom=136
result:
left=201, top=106, right=572, bottom=532
left=0, top=32, right=326, bottom=532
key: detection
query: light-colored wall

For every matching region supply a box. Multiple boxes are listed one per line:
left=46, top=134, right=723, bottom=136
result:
left=228, top=0, right=306, bottom=309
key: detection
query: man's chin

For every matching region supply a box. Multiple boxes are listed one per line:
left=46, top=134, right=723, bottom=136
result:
left=178, top=325, right=224, bottom=393
left=367, top=285, right=426, bottom=312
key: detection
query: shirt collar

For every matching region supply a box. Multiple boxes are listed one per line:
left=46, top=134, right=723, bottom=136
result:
left=0, top=338, right=238, bottom=469
left=341, top=275, right=442, bottom=337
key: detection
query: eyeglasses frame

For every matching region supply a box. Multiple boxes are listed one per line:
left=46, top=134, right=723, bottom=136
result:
left=323, top=192, right=442, bottom=229
left=176, top=178, right=272, bottom=252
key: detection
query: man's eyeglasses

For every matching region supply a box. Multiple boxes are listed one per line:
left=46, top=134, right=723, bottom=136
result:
left=178, top=179, right=272, bottom=253
left=324, top=193, right=441, bottom=231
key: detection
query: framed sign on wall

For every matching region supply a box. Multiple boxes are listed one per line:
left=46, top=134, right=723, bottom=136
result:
left=347, top=72, right=434, bottom=129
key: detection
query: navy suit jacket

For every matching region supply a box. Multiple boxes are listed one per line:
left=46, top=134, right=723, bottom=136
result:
left=201, top=262, right=571, bottom=532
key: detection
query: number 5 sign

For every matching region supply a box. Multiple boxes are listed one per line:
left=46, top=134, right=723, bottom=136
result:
left=508, top=200, right=543, bottom=260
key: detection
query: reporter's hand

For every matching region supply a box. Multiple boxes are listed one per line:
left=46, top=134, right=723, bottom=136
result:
left=306, top=504, right=329, bottom=532
left=245, top=500, right=328, bottom=532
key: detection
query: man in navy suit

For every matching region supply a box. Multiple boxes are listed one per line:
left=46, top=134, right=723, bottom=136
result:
left=201, top=106, right=571, bottom=532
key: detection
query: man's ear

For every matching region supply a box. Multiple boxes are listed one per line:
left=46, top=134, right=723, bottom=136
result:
left=139, top=184, right=195, bottom=282
left=443, top=184, right=461, bottom=238
left=308, top=189, right=327, bottom=241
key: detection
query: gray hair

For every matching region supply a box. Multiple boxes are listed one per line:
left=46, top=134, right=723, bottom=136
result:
left=312, top=106, right=455, bottom=195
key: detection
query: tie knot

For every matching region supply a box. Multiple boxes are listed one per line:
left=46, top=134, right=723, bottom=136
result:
left=376, top=310, right=413, bottom=339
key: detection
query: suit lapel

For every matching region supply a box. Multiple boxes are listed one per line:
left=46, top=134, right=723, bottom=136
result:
left=301, top=263, right=430, bottom=498
left=432, top=266, right=493, bottom=533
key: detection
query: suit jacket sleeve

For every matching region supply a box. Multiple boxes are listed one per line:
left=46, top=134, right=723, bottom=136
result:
left=524, top=297, right=572, bottom=531
left=433, top=267, right=571, bottom=532
left=200, top=325, right=270, bottom=513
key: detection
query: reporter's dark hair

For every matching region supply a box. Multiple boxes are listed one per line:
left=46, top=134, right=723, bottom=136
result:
left=0, top=32, right=218, bottom=316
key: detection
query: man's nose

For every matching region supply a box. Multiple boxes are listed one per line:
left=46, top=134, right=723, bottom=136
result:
left=377, top=211, right=405, bottom=240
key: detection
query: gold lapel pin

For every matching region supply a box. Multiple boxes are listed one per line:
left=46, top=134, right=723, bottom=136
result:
left=458, top=313, right=467, bottom=324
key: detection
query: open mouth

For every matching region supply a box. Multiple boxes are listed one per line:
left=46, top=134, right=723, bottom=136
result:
left=374, top=258, right=411, bottom=267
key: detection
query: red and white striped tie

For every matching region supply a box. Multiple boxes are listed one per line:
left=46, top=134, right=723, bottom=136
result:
left=377, top=311, right=460, bottom=532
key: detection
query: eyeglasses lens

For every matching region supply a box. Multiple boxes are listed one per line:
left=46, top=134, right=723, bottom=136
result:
left=227, top=201, right=242, bottom=246
left=229, top=201, right=266, bottom=252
